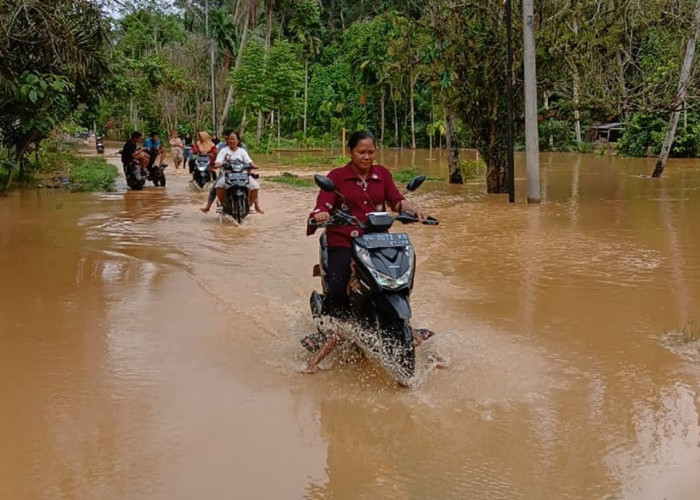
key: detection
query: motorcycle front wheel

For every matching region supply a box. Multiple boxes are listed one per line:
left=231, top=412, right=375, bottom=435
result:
left=235, top=194, right=248, bottom=224
left=379, top=320, right=416, bottom=386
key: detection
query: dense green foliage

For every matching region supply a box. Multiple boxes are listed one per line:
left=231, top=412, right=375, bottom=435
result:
left=0, top=0, right=109, bottom=184
left=617, top=112, right=700, bottom=158
left=2, top=0, right=700, bottom=192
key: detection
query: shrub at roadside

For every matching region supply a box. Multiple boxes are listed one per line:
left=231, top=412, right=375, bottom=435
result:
left=69, top=157, right=117, bottom=192
left=460, top=158, right=486, bottom=180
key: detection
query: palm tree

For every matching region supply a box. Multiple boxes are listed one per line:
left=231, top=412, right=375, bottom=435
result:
left=0, top=0, right=109, bottom=188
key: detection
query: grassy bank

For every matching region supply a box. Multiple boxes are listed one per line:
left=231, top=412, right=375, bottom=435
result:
left=392, top=168, right=443, bottom=183
left=68, top=157, right=118, bottom=192
left=2, top=138, right=117, bottom=195
left=266, top=172, right=316, bottom=187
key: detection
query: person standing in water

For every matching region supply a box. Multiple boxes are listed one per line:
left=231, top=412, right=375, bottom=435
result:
left=169, top=129, right=184, bottom=169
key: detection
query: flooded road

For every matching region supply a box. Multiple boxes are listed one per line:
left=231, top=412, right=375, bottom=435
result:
left=1, top=149, right=699, bottom=499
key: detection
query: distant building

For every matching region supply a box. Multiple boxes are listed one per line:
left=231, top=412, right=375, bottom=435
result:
left=588, top=123, right=625, bottom=143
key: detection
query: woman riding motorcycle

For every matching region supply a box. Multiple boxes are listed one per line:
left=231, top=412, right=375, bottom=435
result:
left=302, top=130, right=425, bottom=374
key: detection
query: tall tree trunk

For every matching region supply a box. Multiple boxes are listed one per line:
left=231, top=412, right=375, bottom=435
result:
left=484, top=97, right=508, bottom=194
left=572, top=68, right=582, bottom=143
left=616, top=50, right=628, bottom=116
left=4, top=169, right=14, bottom=192
left=265, top=0, right=273, bottom=49
left=303, top=57, right=308, bottom=136
left=570, top=19, right=582, bottom=143
left=130, top=97, right=137, bottom=130
left=444, top=105, right=462, bottom=184
left=219, top=18, right=249, bottom=130
left=380, top=88, right=385, bottom=146
left=256, top=0, right=274, bottom=139
left=523, top=0, right=540, bottom=203
left=393, top=97, right=399, bottom=147
left=652, top=0, right=700, bottom=178
left=545, top=91, right=553, bottom=149
left=239, top=107, right=247, bottom=136
left=210, top=41, right=217, bottom=133
left=409, top=73, right=417, bottom=149
left=256, top=111, right=264, bottom=142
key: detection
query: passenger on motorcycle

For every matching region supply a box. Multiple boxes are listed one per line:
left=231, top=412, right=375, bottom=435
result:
left=302, top=130, right=425, bottom=374
left=189, top=131, right=217, bottom=175
left=120, top=131, right=150, bottom=175
left=200, top=131, right=264, bottom=214
left=144, top=131, right=166, bottom=173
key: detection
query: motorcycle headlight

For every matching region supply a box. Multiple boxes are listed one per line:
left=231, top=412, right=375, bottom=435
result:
left=355, top=245, right=414, bottom=290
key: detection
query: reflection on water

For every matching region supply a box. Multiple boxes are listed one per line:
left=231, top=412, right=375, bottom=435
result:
left=1, top=151, right=699, bottom=498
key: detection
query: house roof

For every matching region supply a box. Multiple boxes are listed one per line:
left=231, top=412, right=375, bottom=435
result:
left=590, top=122, right=625, bottom=130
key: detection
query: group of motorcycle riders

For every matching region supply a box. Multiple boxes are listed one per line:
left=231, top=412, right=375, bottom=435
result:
left=120, top=128, right=264, bottom=214
left=120, top=128, right=439, bottom=376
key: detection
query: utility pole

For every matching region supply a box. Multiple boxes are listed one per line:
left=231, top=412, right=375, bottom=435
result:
left=205, top=0, right=216, bottom=134
left=506, top=0, right=515, bottom=203
left=522, top=0, right=541, bottom=203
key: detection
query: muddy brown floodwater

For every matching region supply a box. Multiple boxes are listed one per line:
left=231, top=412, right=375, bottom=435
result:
left=1, top=148, right=700, bottom=499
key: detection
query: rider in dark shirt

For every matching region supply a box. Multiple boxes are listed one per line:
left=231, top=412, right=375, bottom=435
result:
left=121, top=131, right=149, bottom=174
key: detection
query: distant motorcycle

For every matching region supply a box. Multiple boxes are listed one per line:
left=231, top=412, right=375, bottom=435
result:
left=220, top=158, right=255, bottom=224
left=192, top=154, right=213, bottom=190
left=96, top=136, right=104, bottom=154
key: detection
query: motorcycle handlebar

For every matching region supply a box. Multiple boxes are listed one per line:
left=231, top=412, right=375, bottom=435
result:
left=396, top=212, right=440, bottom=225
left=309, top=212, right=439, bottom=227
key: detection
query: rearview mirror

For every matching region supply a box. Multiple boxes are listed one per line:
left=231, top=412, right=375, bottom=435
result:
left=314, top=174, right=335, bottom=192
left=405, top=175, right=426, bottom=192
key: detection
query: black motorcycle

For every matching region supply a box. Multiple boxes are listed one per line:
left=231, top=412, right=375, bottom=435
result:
left=96, top=136, right=104, bottom=154
left=307, top=174, right=438, bottom=385
left=123, top=159, right=145, bottom=190
left=220, top=159, right=255, bottom=224
left=148, top=162, right=167, bottom=187
left=192, top=154, right=213, bottom=190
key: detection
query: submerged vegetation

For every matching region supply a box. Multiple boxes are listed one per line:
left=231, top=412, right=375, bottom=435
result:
left=681, top=319, right=700, bottom=344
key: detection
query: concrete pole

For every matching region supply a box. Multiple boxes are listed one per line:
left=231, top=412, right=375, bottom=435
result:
left=506, top=0, right=515, bottom=202
left=205, top=0, right=216, bottom=134
left=522, top=0, right=541, bottom=203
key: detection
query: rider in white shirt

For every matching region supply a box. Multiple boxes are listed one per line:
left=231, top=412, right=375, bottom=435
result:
left=200, top=132, right=264, bottom=214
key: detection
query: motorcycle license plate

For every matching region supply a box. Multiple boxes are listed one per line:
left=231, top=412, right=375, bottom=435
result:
left=226, top=172, right=248, bottom=183
left=359, top=232, right=411, bottom=249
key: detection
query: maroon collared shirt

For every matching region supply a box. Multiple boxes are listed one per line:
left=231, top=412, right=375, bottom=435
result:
left=308, top=163, right=404, bottom=247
